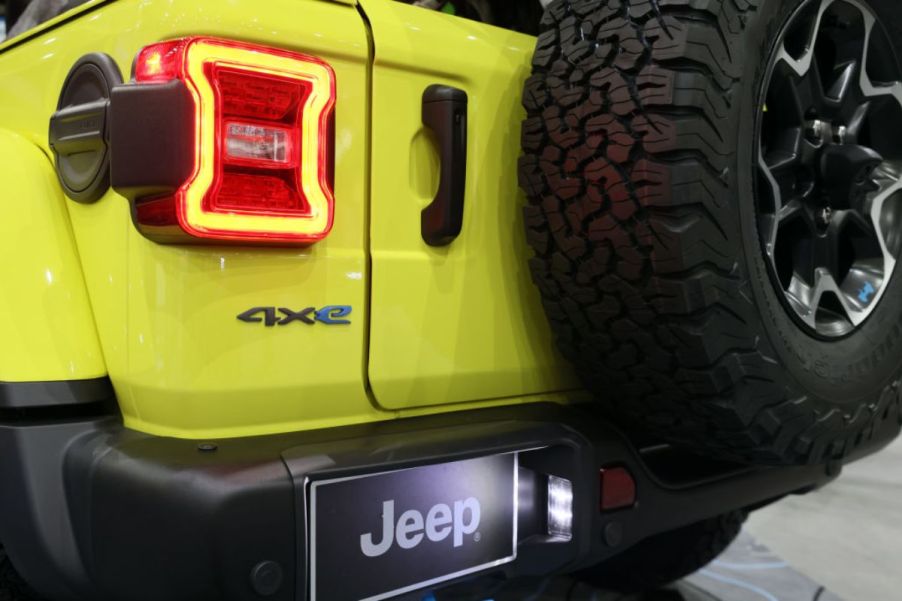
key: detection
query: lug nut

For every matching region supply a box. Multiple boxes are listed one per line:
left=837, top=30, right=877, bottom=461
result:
left=806, top=120, right=826, bottom=143
left=833, top=125, right=848, bottom=144
left=818, top=206, right=833, bottom=227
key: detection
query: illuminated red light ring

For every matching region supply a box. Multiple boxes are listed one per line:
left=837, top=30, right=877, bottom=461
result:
left=134, top=37, right=336, bottom=244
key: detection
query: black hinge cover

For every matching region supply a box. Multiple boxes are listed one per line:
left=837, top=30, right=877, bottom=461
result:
left=48, top=53, right=122, bottom=203
left=109, top=79, right=196, bottom=201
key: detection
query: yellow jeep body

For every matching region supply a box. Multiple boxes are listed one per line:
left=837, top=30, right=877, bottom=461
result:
left=0, top=3, right=866, bottom=601
left=0, top=0, right=578, bottom=440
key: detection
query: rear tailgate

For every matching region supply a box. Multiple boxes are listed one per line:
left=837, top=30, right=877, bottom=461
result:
left=361, top=0, right=579, bottom=410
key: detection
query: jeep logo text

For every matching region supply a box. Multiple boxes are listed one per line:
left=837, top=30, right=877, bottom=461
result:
left=360, top=497, right=481, bottom=558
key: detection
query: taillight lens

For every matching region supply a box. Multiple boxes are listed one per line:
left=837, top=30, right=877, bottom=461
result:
left=129, top=37, right=335, bottom=244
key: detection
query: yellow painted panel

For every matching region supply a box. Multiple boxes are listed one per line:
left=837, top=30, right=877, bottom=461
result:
left=0, top=0, right=379, bottom=437
left=0, top=0, right=579, bottom=438
left=0, top=129, right=107, bottom=382
left=0, top=0, right=110, bottom=52
left=362, top=0, right=580, bottom=410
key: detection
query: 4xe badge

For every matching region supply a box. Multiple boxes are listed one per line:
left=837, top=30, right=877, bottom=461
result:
left=237, top=305, right=352, bottom=326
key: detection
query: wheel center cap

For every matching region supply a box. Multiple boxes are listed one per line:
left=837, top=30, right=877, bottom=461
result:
left=817, top=142, right=883, bottom=210
left=805, top=119, right=882, bottom=211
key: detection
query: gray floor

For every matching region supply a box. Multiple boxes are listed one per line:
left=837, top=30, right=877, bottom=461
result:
left=683, top=533, right=841, bottom=601
left=747, top=438, right=902, bottom=601
left=429, top=531, right=841, bottom=600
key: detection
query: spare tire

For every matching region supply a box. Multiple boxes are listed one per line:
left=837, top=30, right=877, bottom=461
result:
left=0, top=545, right=40, bottom=601
left=519, top=0, right=902, bottom=464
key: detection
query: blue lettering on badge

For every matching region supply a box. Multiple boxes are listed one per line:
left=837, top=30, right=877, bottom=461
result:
left=858, top=282, right=876, bottom=304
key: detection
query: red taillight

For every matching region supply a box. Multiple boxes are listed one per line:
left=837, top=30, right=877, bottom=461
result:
left=124, top=37, right=336, bottom=244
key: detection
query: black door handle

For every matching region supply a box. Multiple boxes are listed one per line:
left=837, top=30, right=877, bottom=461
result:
left=421, top=85, right=468, bottom=247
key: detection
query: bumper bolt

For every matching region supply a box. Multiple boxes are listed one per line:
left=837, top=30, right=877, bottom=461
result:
left=250, top=561, right=284, bottom=597
left=603, top=521, right=624, bottom=547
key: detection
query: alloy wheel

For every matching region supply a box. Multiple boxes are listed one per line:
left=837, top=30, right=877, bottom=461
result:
left=757, top=0, right=902, bottom=337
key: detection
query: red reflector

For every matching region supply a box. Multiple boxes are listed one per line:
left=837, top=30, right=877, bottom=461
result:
left=130, top=37, right=335, bottom=244
left=599, top=467, right=637, bottom=511
left=135, top=40, right=186, bottom=83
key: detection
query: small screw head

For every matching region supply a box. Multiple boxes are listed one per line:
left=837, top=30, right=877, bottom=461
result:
left=197, top=443, right=218, bottom=453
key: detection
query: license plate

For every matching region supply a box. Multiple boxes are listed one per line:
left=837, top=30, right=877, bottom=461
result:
left=309, top=453, right=518, bottom=601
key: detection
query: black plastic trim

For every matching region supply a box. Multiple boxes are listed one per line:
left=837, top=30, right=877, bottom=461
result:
left=421, top=84, right=468, bottom=247
left=109, top=79, right=196, bottom=201
left=48, top=53, right=122, bottom=203
left=0, top=377, right=113, bottom=409
left=0, top=402, right=894, bottom=601
left=0, top=417, right=118, bottom=601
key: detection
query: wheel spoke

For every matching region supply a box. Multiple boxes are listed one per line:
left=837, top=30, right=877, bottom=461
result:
left=757, top=149, right=801, bottom=260
left=814, top=270, right=868, bottom=327
left=819, top=210, right=859, bottom=279
left=836, top=207, right=873, bottom=236
left=870, top=163, right=902, bottom=227
left=858, top=78, right=902, bottom=105
left=764, top=148, right=798, bottom=173
left=758, top=153, right=782, bottom=258
left=759, top=200, right=807, bottom=265
left=868, top=162, right=902, bottom=276
left=787, top=269, right=867, bottom=332
left=845, top=101, right=870, bottom=142
left=855, top=2, right=902, bottom=108
left=826, top=60, right=858, bottom=103
left=785, top=274, right=817, bottom=329
left=774, top=0, right=834, bottom=78
left=795, top=61, right=826, bottom=113
left=768, top=67, right=806, bottom=125
left=777, top=198, right=804, bottom=223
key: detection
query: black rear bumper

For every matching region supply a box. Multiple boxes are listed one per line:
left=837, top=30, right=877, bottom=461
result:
left=0, top=402, right=894, bottom=601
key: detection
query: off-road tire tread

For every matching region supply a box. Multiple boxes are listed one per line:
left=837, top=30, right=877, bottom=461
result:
left=520, top=0, right=902, bottom=464
left=0, top=547, right=40, bottom=601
